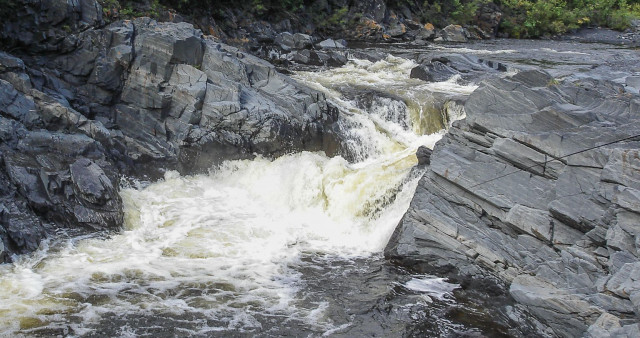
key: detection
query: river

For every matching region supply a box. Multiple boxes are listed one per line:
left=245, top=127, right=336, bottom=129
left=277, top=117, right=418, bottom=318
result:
left=2, top=39, right=621, bottom=336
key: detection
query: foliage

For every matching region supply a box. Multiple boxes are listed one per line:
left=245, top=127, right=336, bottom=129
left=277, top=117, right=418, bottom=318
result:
left=100, top=0, right=164, bottom=21
left=93, top=0, right=640, bottom=39
left=496, top=0, right=640, bottom=37
left=320, top=6, right=349, bottom=29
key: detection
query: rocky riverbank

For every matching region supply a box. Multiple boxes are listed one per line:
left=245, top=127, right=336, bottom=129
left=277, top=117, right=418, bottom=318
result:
left=0, top=0, right=337, bottom=262
left=385, top=69, right=640, bottom=336
left=2, top=0, right=640, bottom=336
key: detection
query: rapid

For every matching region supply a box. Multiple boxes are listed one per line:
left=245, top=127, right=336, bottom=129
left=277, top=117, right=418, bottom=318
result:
left=0, top=55, right=480, bottom=336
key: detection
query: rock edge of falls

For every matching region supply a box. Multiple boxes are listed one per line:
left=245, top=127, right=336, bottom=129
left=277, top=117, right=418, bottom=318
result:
left=385, top=70, right=640, bottom=337
left=1, top=15, right=337, bottom=261
left=1, top=0, right=639, bottom=336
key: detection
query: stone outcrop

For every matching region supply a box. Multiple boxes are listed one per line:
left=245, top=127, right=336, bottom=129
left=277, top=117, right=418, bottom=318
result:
left=410, top=54, right=508, bottom=84
left=386, top=70, right=640, bottom=337
left=436, top=24, right=468, bottom=43
left=0, top=1, right=337, bottom=262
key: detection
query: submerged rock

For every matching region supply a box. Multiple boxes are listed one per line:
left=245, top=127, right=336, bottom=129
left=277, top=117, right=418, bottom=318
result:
left=386, top=70, right=640, bottom=337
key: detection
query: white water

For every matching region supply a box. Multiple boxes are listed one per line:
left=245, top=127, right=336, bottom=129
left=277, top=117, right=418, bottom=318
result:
left=404, top=277, right=461, bottom=302
left=0, top=55, right=476, bottom=336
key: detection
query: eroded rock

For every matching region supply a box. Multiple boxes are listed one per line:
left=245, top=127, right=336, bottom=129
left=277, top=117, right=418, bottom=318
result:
left=0, top=17, right=338, bottom=260
left=386, top=70, right=640, bottom=337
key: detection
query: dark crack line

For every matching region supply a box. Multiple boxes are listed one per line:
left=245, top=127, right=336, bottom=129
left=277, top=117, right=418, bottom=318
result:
left=468, top=133, right=640, bottom=189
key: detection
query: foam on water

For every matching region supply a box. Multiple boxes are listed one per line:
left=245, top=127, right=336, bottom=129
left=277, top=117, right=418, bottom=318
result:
left=0, top=55, right=471, bottom=336
left=404, top=277, right=461, bottom=301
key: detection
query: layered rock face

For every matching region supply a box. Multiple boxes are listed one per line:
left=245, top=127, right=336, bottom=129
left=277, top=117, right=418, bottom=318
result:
left=386, top=70, right=640, bottom=337
left=0, top=1, right=336, bottom=261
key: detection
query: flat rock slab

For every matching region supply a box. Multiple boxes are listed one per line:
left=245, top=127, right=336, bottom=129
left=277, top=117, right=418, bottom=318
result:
left=386, top=70, right=640, bottom=337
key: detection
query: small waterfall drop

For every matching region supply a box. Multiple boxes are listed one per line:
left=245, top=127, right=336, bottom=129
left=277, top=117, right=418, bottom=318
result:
left=0, top=55, right=478, bottom=336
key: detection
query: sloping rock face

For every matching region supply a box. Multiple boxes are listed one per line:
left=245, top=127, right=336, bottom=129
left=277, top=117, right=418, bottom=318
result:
left=386, top=70, right=640, bottom=337
left=0, top=2, right=336, bottom=261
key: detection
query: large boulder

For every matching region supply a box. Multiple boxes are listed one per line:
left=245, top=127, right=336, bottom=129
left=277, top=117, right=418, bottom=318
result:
left=410, top=55, right=508, bottom=84
left=0, top=18, right=338, bottom=260
left=437, top=24, right=468, bottom=43
left=386, top=70, right=640, bottom=337
left=410, top=61, right=459, bottom=82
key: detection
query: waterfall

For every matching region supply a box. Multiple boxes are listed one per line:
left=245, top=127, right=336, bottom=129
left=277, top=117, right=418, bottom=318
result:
left=0, top=55, right=478, bottom=336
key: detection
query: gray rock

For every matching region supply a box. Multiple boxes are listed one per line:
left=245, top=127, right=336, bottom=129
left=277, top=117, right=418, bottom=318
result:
left=416, top=146, right=432, bottom=165
left=0, top=18, right=338, bottom=260
left=386, top=23, right=406, bottom=37
left=293, top=33, right=314, bottom=49
left=585, top=312, right=622, bottom=338
left=505, top=205, right=552, bottom=242
left=387, top=70, right=640, bottom=337
left=606, top=262, right=640, bottom=298
left=510, top=275, right=600, bottom=336
left=587, top=293, right=635, bottom=314
left=410, top=61, right=459, bottom=82
left=416, top=24, right=436, bottom=40
left=0, top=238, right=6, bottom=263
left=626, top=76, right=640, bottom=93
left=275, top=32, right=296, bottom=51
left=440, top=25, right=468, bottom=43
left=317, top=38, right=346, bottom=49
left=606, top=224, right=636, bottom=254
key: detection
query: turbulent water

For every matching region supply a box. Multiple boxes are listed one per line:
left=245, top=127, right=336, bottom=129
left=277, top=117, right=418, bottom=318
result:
left=0, top=55, right=489, bottom=337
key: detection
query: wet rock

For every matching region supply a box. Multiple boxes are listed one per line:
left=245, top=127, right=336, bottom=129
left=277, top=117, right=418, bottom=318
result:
left=410, top=61, right=459, bottom=82
left=416, top=146, right=432, bottom=165
left=412, top=54, right=508, bottom=84
left=1, top=201, right=46, bottom=254
left=386, top=70, right=640, bottom=337
left=0, top=18, right=338, bottom=260
left=287, top=49, right=347, bottom=67
left=0, top=238, right=6, bottom=263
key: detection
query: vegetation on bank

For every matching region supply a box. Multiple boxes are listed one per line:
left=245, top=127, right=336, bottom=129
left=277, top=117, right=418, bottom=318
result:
left=495, top=0, right=640, bottom=37
left=390, top=0, right=640, bottom=37
left=95, top=0, right=639, bottom=38
left=1, top=0, right=638, bottom=37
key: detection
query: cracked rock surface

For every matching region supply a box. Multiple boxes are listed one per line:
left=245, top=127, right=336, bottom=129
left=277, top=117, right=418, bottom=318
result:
left=0, top=0, right=337, bottom=262
left=386, top=70, right=640, bottom=337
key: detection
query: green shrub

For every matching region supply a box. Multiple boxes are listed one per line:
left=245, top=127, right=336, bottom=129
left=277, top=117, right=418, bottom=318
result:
left=497, top=0, right=640, bottom=37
